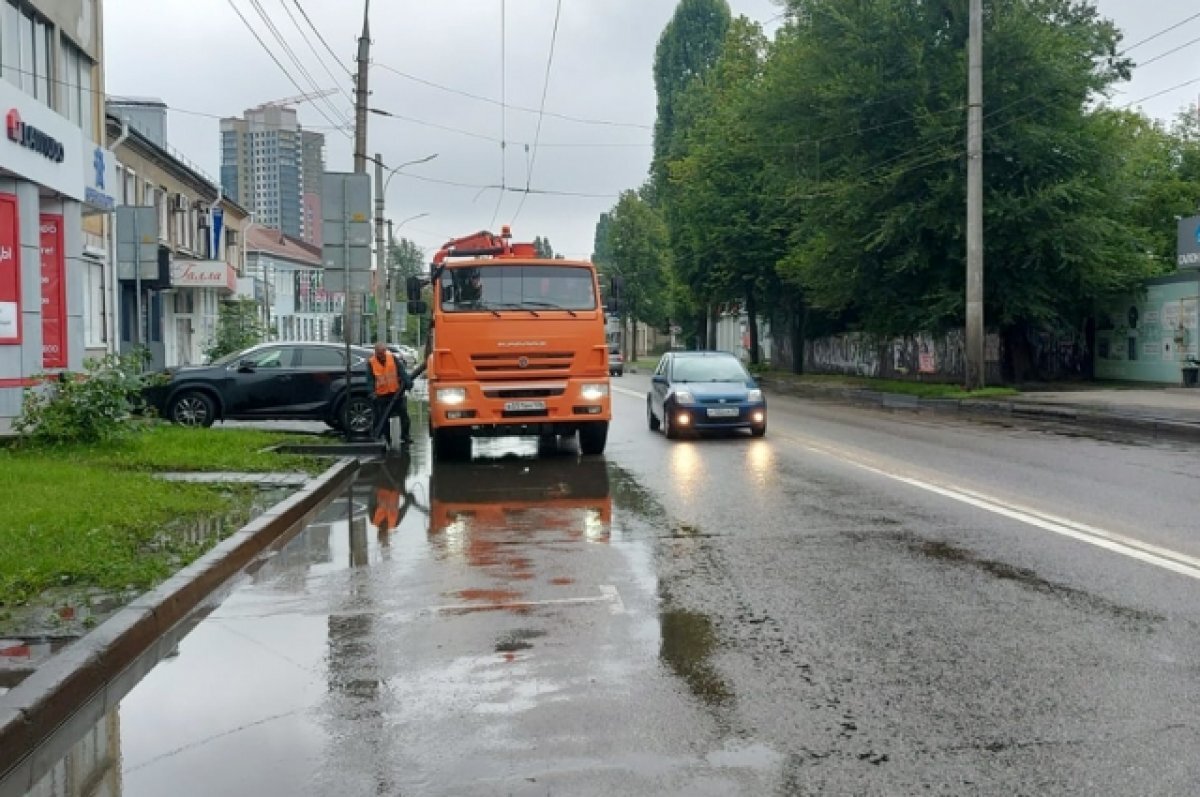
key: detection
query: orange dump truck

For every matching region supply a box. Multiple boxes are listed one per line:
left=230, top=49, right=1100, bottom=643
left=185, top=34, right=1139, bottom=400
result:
left=407, top=227, right=612, bottom=460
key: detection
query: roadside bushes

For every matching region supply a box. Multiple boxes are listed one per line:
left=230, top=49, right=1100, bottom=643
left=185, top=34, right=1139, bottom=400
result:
left=15, top=350, right=162, bottom=445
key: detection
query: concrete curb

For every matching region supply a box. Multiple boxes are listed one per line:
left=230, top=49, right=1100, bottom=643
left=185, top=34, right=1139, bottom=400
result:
left=759, top=378, right=1200, bottom=443
left=0, top=457, right=358, bottom=788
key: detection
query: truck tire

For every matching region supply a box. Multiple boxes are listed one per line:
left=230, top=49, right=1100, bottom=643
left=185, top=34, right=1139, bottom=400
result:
left=578, top=421, right=608, bottom=456
left=433, top=429, right=471, bottom=461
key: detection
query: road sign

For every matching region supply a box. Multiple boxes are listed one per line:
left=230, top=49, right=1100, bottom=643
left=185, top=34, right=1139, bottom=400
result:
left=321, top=172, right=372, bottom=272
left=115, top=206, right=158, bottom=279
left=323, top=270, right=372, bottom=294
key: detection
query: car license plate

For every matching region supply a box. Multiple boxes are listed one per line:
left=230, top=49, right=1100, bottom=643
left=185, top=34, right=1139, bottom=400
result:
left=505, top=400, right=546, bottom=411
left=707, top=407, right=739, bottom=417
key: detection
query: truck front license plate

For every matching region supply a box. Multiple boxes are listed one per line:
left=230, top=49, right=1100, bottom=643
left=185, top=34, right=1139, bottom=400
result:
left=505, top=400, right=547, bottom=411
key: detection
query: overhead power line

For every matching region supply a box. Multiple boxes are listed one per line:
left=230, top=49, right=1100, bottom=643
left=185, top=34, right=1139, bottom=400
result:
left=275, top=0, right=356, bottom=107
left=491, top=0, right=508, bottom=228
left=292, top=0, right=354, bottom=76
left=1135, top=33, right=1200, bottom=69
left=373, top=63, right=651, bottom=131
left=223, top=0, right=351, bottom=136
left=245, top=0, right=353, bottom=129
left=512, top=0, right=564, bottom=225
left=1119, top=11, right=1200, bottom=54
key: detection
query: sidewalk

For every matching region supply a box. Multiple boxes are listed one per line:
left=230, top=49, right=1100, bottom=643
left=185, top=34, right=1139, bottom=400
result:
left=755, top=374, right=1200, bottom=442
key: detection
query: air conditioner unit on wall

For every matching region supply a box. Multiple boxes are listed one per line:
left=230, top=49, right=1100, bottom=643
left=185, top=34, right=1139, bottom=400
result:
left=171, top=193, right=189, bottom=212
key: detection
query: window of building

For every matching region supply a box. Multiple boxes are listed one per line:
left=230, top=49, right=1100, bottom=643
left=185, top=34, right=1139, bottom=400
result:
left=59, top=39, right=93, bottom=132
left=83, top=258, right=106, bottom=348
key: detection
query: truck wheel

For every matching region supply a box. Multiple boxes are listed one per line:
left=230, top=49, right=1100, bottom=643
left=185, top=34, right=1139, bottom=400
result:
left=578, top=421, right=608, bottom=456
left=433, top=429, right=471, bottom=461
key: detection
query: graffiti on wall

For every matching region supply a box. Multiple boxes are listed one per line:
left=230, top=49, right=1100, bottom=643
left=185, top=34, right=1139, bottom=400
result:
left=806, top=330, right=1003, bottom=380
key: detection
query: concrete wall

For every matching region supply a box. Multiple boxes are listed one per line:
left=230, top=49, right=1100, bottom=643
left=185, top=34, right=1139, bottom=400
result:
left=803, top=329, right=1004, bottom=383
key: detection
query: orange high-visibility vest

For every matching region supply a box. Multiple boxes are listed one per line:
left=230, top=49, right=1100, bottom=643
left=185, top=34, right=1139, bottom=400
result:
left=373, top=488, right=400, bottom=528
left=370, top=354, right=400, bottom=396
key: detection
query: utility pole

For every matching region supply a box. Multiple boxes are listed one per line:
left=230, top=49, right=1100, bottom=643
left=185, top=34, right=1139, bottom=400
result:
left=349, top=0, right=371, bottom=345
left=387, top=218, right=397, bottom=343
left=966, top=0, right=985, bottom=389
left=374, top=152, right=386, bottom=343
left=354, top=1, right=370, bottom=175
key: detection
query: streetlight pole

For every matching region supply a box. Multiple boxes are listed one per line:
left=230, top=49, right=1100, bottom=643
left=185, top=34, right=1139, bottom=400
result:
left=371, top=153, right=437, bottom=341
left=384, top=211, right=429, bottom=343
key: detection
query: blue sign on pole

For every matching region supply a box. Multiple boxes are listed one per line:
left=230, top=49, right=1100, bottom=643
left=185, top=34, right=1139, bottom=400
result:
left=211, top=206, right=224, bottom=259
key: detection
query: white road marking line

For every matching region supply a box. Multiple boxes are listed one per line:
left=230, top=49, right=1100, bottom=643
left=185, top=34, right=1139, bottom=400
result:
left=598, top=584, right=626, bottom=614
left=779, top=431, right=1200, bottom=582
left=430, top=585, right=625, bottom=614
left=612, top=385, right=644, bottom=400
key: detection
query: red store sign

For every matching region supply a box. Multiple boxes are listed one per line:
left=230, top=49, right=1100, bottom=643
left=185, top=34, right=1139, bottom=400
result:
left=40, top=214, right=65, bottom=367
left=0, top=193, right=19, bottom=345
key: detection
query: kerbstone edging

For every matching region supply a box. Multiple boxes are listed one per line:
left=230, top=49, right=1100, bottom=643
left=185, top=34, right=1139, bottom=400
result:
left=0, top=457, right=358, bottom=786
left=759, top=377, right=1200, bottom=443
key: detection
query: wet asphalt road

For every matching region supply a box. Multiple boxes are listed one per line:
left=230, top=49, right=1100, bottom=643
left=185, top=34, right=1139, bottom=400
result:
left=17, top=376, right=1200, bottom=795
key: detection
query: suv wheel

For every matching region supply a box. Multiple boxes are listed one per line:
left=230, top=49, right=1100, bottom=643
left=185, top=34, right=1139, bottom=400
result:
left=169, top=391, right=215, bottom=427
left=342, top=395, right=375, bottom=436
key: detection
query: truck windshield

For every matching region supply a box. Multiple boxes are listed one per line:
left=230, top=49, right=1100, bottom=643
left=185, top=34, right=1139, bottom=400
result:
left=440, top=265, right=596, bottom=313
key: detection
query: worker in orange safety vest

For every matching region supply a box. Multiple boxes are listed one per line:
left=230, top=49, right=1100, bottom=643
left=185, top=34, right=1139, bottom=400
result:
left=367, top=342, right=423, bottom=447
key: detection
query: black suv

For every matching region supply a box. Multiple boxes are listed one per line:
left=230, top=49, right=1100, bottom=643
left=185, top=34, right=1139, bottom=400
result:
left=145, top=342, right=376, bottom=432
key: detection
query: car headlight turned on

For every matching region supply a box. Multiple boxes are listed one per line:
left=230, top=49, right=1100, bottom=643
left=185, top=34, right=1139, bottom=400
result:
left=674, top=390, right=695, bottom=404
left=752, top=410, right=765, bottom=423
left=436, top=387, right=467, bottom=405
left=581, top=383, right=609, bottom=401
left=747, top=388, right=763, bottom=403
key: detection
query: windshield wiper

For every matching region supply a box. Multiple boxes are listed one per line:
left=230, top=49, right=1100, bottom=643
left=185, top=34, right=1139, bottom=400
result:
left=494, top=303, right=539, bottom=317
left=520, top=301, right=578, bottom=317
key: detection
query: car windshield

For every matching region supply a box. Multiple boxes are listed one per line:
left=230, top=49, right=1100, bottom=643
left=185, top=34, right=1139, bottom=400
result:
left=672, top=356, right=749, bottom=383
left=440, top=265, right=597, bottom=312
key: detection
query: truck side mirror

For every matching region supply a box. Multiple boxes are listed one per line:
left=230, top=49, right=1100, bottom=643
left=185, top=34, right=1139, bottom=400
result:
left=406, top=276, right=423, bottom=301
left=407, top=300, right=427, bottom=316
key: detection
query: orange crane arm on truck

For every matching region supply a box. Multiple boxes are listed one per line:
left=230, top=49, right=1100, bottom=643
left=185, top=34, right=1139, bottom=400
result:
left=410, top=226, right=611, bottom=460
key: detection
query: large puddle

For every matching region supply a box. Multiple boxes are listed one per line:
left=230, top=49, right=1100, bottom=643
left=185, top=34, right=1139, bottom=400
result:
left=2, top=431, right=746, bottom=796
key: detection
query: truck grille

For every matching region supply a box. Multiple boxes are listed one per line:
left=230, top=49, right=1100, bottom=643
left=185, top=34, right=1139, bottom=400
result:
left=483, top=386, right=566, bottom=399
left=471, top=352, right=574, bottom=375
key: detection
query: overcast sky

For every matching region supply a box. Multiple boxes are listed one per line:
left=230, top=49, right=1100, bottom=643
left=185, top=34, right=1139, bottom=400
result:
left=105, top=1, right=1196, bottom=260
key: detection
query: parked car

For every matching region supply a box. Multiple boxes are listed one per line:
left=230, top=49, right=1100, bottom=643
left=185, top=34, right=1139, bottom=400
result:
left=608, top=346, right=624, bottom=377
left=389, top=343, right=420, bottom=370
left=145, top=342, right=377, bottom=432
left=646, top=351, right=766, bottom=439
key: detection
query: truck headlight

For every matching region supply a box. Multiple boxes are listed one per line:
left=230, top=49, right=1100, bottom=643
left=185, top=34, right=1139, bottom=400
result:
left=581, top=383, right=609, bottom=401
left=436, top=387, right=467, bottom=405
left=747, top=388, right=763, bottom=403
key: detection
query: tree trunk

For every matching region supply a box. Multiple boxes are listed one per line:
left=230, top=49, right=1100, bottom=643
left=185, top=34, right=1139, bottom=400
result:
left=791, top=297, right=807, bottom=374
left=746, top=287, right=760, bottom=365
left=708, top=304, right=719, bottom=350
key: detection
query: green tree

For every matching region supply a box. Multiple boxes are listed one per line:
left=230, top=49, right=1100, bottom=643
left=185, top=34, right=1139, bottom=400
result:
left=652, top=0, right=732, bottom=346
left=205, top=299, right=264, bottom=362
left=606, top=189, right=671, bottom=359
left=388, top=236, right=424, bottom=283
left=668, top=17, right=786, bottom=364
left=758, top=0, right=1144, bottom=379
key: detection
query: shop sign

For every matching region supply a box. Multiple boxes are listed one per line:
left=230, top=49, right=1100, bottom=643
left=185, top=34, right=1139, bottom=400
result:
left=40, top=214, right=66, bottom=367
left=170, top=260, right=236, bottom=293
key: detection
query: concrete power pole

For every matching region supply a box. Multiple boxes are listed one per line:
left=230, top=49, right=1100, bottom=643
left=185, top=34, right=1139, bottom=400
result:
left=374, top=153, right=386, bottom=343
left=965, top=0, right=985, bottom=389
left=349, top=0, right=370, bottom=343
left=354, top=1, right=370, bottom=175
